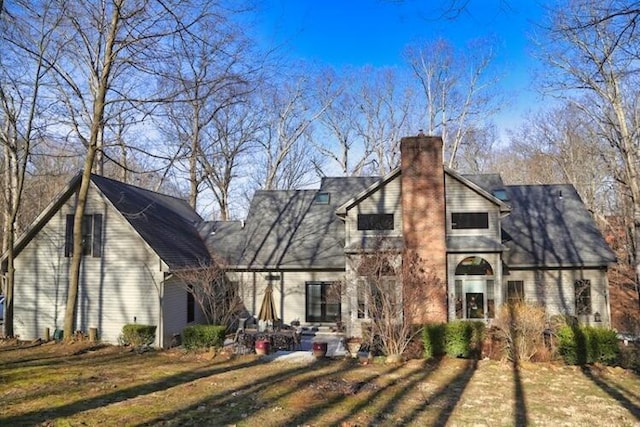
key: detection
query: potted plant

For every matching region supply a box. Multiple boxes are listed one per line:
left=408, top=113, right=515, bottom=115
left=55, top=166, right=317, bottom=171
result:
left=345, top=337, right=362, bottom=358
left=312, top=341, right=328, bottom=358
left=255, top=339, right=270, bottom=355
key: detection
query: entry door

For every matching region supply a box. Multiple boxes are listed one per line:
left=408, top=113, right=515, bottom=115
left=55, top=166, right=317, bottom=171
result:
left=305, top=282, right=340, bottom=323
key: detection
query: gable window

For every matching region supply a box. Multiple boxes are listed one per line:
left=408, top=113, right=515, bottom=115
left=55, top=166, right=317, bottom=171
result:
left=306, top=281, right=341, bottom=323
left=507, top=280, right=525, bottom=303
left=575, top=279, right=592, bottom=315
left=64, top=214, right=103, bottom=257
left=357, top=213, right=394, bottom=231
left=451, top=212, right=489, bottom=230
left=314, top=192, right=330, bottom=204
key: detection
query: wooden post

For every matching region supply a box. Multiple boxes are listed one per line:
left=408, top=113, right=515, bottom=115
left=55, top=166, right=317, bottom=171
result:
left=44, top=327, right=50, bottom=342
left=89, top=327, right=98, bottom=342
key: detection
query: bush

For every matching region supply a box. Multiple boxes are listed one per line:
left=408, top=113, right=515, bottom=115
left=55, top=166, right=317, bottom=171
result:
left=422, top=323, right=446, bottom=359
left=444, top=321, right=485, bottom=358
left=120, top=324, right=156, bottom=347
left=492, top=302, right=548, bottom=362
left=557, top=325, right=619, bottom=365
left=182, top=324, right=226, bottom=350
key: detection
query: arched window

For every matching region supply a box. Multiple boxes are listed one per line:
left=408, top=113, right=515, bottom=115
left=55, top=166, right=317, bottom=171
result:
left=455, top=256, right=493, bottom=276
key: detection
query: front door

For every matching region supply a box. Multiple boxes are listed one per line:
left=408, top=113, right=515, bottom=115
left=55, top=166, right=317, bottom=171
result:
left=305, top=281, right=341, bottom=323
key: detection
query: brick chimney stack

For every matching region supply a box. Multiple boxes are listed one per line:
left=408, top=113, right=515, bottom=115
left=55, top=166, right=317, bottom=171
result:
left=401, top=133, right=448, bottom=324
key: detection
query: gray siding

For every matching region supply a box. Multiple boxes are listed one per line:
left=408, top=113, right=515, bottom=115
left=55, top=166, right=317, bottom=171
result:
left=13, top=184, right=165, bottom=346
left=445, top=175, right=501, bottom=240
left=345, top=176, right=402, bottom=248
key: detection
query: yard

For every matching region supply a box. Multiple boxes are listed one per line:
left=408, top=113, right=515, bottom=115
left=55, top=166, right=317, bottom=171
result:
left=1, top=340, right=639, bottom=426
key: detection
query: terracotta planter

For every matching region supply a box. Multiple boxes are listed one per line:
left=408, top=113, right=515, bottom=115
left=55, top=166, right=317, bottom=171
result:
left=255, top=339, right=270, bottom=355
left=346, top=341, right=361, bottom=358
left=312, top=341, right=328, bottom=358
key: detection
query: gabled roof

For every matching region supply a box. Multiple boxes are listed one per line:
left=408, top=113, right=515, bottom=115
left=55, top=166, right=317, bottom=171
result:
left=207, top=176, right=379, bottom=269
left=336, top=168, right=510, bottom=215
left=3, top=173, right=211, bottom=271
left=501, top=184, right=616, bottom=267
left=90, top=175, right=211, bottom=269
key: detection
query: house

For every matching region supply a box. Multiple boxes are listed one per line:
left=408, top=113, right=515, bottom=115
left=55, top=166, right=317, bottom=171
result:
left=2, top=134, right=616, bottom=345
left=207, top=134, right=616, bottom=336
left=1, top=174, right=211, bottom=347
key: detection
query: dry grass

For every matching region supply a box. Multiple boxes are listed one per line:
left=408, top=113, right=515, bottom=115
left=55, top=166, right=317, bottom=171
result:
left=1, top=340, right=639, bottom=426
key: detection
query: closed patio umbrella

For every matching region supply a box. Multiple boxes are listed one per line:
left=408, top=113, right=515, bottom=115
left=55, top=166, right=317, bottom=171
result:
left=258, top=284, right=279, bottom=330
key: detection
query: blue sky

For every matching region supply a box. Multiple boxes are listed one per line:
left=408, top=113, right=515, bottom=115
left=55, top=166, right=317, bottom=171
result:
left=255, top=0, right=548, bottom=131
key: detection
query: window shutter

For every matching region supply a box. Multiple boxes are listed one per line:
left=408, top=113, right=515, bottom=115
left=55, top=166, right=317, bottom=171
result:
left=64, top=215, right=74, bottom=257
left=92, top=214, right=103, bottom=257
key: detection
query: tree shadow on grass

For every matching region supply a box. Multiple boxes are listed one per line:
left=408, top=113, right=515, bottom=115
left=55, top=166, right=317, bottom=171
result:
left=399, top=358, right=477, bottom=426
left=0, top=356, right=268, bottom=426
left=140, top=358, right=363, bottom=426
left=581, top=365, right=640, bottom=419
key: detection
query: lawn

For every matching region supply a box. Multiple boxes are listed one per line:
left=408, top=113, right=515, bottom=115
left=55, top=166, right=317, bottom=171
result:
left=1, top=340, right=639, bottom=426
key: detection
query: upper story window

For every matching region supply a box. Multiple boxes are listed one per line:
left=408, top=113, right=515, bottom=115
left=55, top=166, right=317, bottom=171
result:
left=65, top=214, right=103, bottom=257
left=357, top=213, right=394, bottom=231
left=314, top=192, right=330, bottom=204
left=451, top=212, right=489, bottom=230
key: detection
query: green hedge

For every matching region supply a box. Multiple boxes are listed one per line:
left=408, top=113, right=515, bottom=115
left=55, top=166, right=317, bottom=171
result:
left=423, top=323, right=446, bottom=359
left=557, top=325, right=619, bottom=365
left=120, top=324, right=156, bottom=347
left=182, top=324, right=226, bottom=350
left=422, top=321, right=486, bottom=359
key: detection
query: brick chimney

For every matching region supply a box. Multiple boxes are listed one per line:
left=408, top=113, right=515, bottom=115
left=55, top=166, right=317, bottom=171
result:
left=401, top=134, right=448, bottom=324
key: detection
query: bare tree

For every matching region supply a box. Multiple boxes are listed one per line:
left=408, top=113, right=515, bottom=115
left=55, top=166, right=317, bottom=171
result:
left=537, top=0, right=640, bottom=307
left=35, top=1, right=222, bottom=339
left=255, top=69, right=334, bottom=190
left=157, top=5, right=258, bottom=214
left=404, top=37, right=501, bottom=168
left=0, top=0, right=63, bottom=336
left=349, top=248, right=444, bottom=359
left=172, top=259, right=244, bottom=328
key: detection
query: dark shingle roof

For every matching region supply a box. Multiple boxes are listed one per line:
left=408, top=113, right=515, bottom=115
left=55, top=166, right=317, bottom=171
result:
left=501, top=184, right=616, bottom=267
left=208, top=176, right=381, bottom=269
left=91, top=175, right=211, bottom=269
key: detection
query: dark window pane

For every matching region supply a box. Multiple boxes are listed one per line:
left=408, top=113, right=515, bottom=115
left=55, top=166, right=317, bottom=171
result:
left=507, top=280, right=525, bottom=303
left=92, top=214, right=103, bottom=257
left=451, top=212, right=489, bottom=229
left=357, top=214, right=394, bottom=230
left=65, top=215, right=74, bottom=257
left=314, top=192, right=330, bottom=204
left=575, top=279, right=592, bottom=315
left=81, top=215, right=93, bottom=256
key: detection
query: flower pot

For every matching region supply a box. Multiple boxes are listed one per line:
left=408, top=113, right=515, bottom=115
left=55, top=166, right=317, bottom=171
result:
left=255, top=339, right=270, bottom=355
left=312, top=341, right=328, bottom=358
left=346, top=341, right=361, bottom=358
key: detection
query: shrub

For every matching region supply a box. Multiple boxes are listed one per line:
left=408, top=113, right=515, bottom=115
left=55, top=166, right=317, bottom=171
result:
left=492, top=302, right=548, bottom=362
left=444, top=320, right=485, bottom=358
left=422, top=323, right=446, bottom=359
left=182, top=324, right=226, bottom=350
left=120, top=324, right=156, bottom=347
left=557, top=325, right=619, bottom=365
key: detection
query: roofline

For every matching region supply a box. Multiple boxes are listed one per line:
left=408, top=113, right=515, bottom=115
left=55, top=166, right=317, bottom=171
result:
left=334, top=167, right=511, bottom=216
left=335, top=168, right=400, bottom=215
left=445, top=166, right=511, bottom=212
left=1, top=172, right=83, bottom=270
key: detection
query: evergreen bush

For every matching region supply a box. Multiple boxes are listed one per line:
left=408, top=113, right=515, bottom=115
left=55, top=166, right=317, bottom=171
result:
left=120, top=324, right=156, bottom=347
left=182, top=324, right=226, bottom=350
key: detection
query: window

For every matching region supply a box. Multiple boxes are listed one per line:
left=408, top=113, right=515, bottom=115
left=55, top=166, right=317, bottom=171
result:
left=451, top=212, right=489, bottom=229
left=575, top=279, right=592, bottom=315
left=187, top=286, right=195, bottom=323
left=507, top=280, right=525, bottom=304
left=357, top=213, right=394, bottom=231
left=306, top=282, right=341, bottom=323
left=314, top=192, right=330, bottom=204
left=357, top=278, right=399, bottom=320
left=65, top=214, right=103, bottom=257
